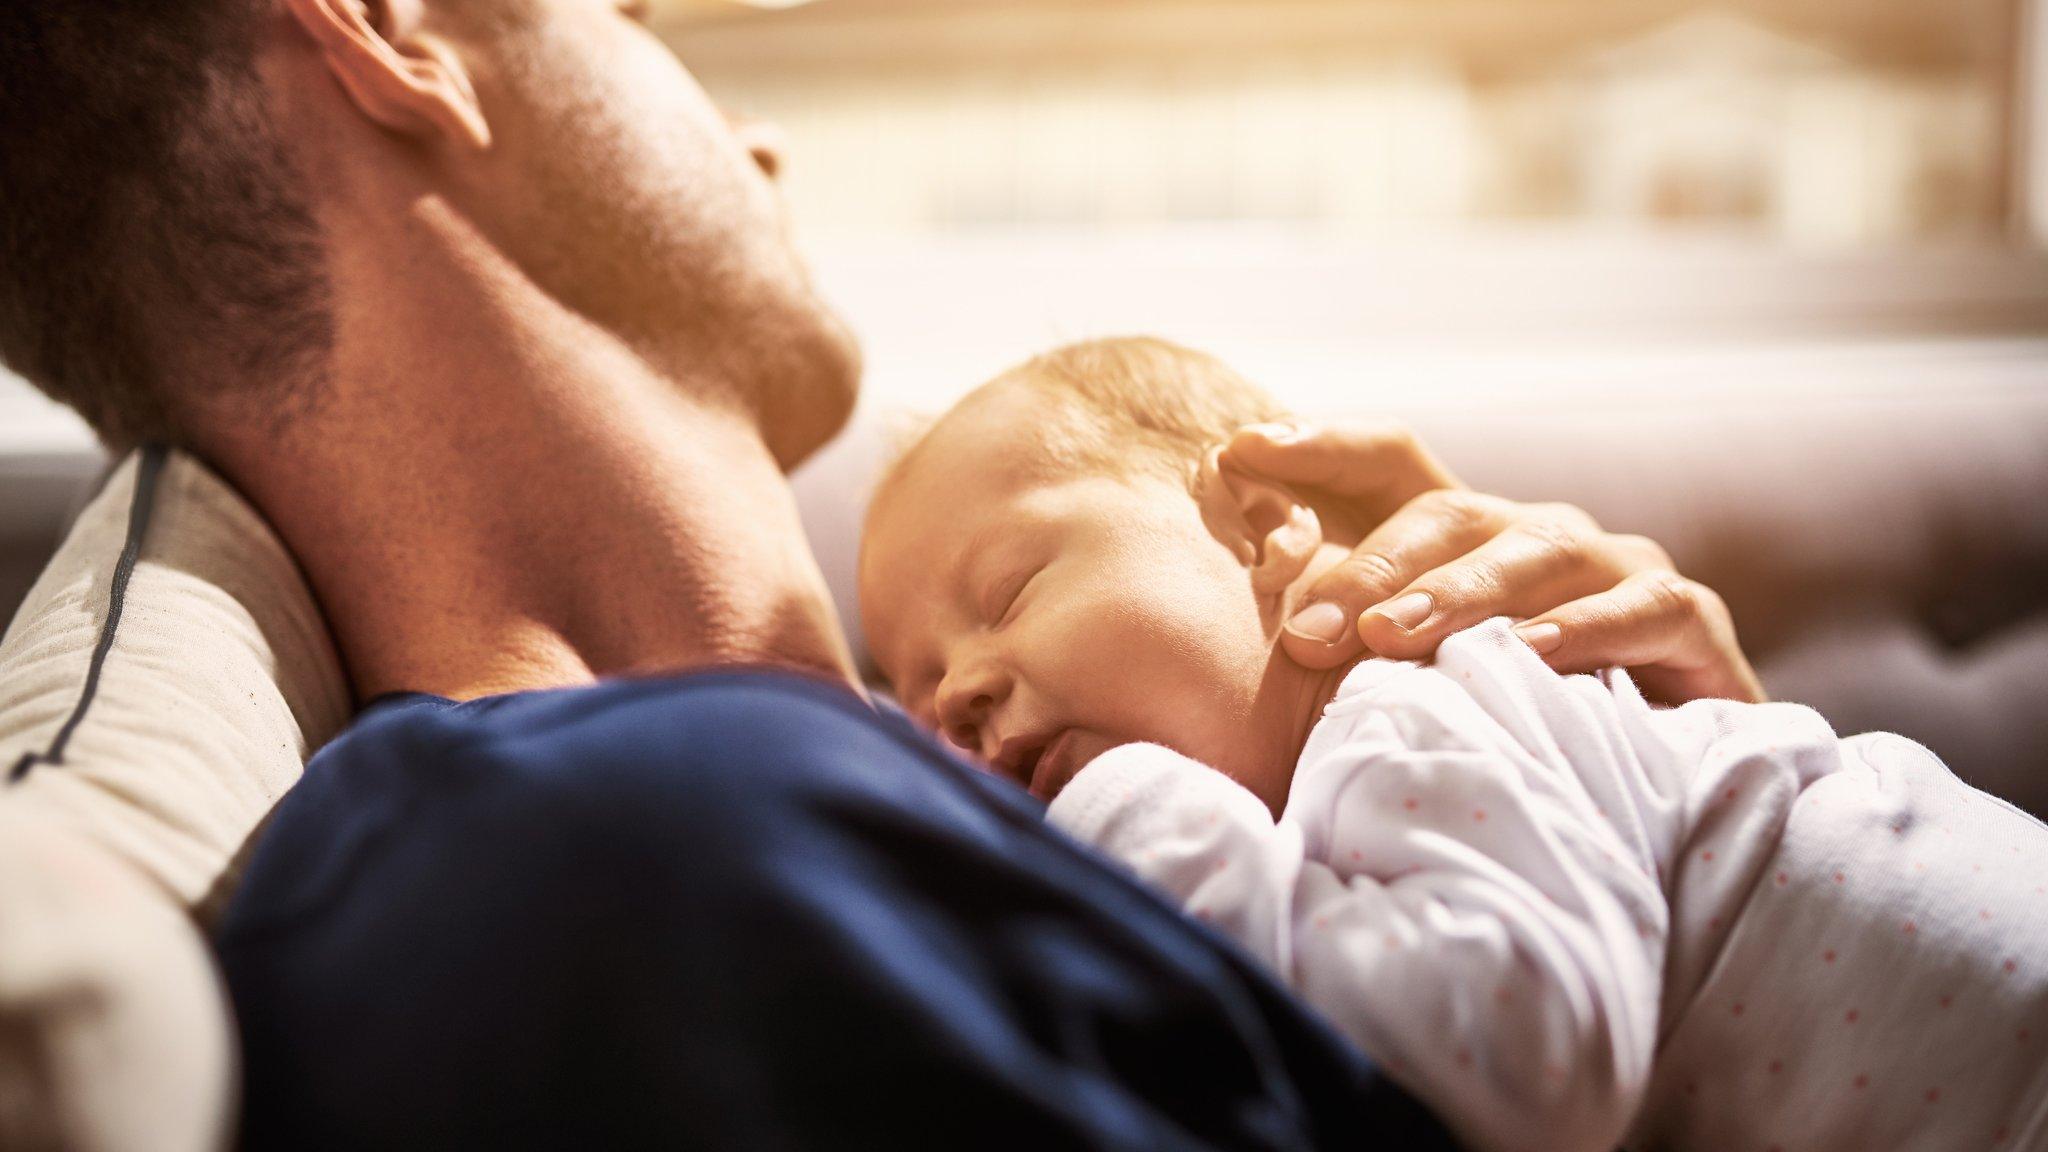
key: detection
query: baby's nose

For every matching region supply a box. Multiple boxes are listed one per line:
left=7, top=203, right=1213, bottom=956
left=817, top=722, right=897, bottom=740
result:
left=934, top=686, right=997, bottom=759
left=946, top=696, right=997, bottom=759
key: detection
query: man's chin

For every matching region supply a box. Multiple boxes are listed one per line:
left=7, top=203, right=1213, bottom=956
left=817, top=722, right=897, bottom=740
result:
left=764, top=310, right=862, bottom=471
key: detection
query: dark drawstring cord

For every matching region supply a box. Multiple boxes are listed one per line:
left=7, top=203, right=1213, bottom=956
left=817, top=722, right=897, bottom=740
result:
left=9, top=446, right=167, bottom=784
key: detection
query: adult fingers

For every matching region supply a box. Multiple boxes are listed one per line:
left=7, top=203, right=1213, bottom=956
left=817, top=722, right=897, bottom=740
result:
left=1510, top=569, right=1767, bottom=705
left=1353, top=513, right=1668, bottom=659
left=1278, top=489, right=1513, bottom=669
left=1226, top=420, right=1462, bottom=522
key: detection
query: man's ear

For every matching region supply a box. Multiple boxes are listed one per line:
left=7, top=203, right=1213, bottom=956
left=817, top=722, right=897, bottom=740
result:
left=283, top=0, right=492, bottom=150
left=1196, top=448, right=1323, bottom=598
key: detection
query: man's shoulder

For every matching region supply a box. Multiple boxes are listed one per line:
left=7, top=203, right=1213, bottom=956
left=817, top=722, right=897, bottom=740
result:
left=292, top=670, right=901, bottom=817
left=325, top=669, right=877, bottom=764
left=224, top=669, right=961, bottom=937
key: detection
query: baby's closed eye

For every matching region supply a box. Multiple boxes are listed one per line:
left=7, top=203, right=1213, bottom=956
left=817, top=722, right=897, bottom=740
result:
left=983, top=565, right=1041, bottom=626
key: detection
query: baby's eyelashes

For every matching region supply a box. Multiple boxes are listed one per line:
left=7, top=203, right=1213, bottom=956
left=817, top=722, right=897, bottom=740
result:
left=983, top=565, right=1040, bottom=627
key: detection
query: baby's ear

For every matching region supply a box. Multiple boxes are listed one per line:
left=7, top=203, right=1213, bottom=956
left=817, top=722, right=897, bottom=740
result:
left=1196, top=448, right=1323, bottom=597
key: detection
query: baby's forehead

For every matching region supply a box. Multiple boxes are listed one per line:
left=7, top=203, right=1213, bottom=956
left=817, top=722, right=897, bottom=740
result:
left=882, top=383, right=1108, bottom=502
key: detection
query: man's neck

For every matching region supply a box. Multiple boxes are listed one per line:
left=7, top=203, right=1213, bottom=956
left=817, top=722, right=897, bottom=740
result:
left=201, top=198, right=857, bottom=703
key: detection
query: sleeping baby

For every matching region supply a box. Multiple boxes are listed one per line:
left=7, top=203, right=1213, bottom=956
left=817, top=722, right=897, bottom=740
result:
left=857, top=337, right=2048, bottom=1152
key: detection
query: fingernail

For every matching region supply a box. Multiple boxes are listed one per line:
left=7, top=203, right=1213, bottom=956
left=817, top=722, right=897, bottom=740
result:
left=1242, top=421, right=1301, bottom=444
left=1369, top=591, right=1434, bottom=632
left=1284, top=601, right=1351, bottom=644
left=1515, top=622, right=1564, bottom=654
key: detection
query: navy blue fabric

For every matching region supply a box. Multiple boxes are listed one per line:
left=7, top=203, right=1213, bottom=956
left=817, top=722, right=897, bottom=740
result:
left=216, top=671, right=1457, bottom=1151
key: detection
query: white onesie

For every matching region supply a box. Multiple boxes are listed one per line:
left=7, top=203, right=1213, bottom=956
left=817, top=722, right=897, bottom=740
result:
left=1046, top=619, right=2048, bottom=1152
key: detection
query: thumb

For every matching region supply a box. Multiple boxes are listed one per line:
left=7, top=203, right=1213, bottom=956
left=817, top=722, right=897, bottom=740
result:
left=1278, top=599, right=1367, bottom=670
left=1279, top=542, right=1416, bottom=668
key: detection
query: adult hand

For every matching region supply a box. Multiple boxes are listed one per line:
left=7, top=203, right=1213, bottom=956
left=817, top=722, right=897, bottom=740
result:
left=1225, top=421, right=1765, bottom=706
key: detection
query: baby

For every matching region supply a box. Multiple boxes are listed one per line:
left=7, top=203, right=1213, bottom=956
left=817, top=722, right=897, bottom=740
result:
left=858, top=337, right=2048, bottom=1152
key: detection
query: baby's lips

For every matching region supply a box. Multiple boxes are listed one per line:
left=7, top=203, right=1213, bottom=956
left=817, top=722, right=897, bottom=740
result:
left=1032, top=728, right=1113, bottom=801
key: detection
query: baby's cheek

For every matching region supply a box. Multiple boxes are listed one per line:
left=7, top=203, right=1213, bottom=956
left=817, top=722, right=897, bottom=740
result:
left=1105, top=603, right=1261, bottom=739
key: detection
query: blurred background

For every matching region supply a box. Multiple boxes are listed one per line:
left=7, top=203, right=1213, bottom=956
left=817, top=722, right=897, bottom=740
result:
left=4, top=0, right=2045, bottom=802
left=686, top=0, right=2016, bottom=246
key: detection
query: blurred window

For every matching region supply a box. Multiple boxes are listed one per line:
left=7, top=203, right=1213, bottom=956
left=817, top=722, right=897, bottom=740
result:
left=661, top=0, right=2021, bottom=248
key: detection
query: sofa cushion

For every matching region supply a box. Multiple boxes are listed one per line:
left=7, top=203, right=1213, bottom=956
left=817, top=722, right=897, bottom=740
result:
left=0, top=447, right=349, bottom=1152
left=0, top=448, right=349, bottom=911
left=0, top=812, right=235, bottom=1152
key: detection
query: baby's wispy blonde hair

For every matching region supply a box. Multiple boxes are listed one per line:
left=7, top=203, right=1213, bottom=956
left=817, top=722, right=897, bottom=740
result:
left=879, top=337, right=1289, bottom=508
left=1016, top=337, right=1288, bottom=479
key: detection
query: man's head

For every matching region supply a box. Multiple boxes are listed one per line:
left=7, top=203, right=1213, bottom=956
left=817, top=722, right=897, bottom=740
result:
left=0, top=0, right=857, bottom=463
left=860, top=338, right=1344, bottom=811
left=0, top=0, right=328, bottom=447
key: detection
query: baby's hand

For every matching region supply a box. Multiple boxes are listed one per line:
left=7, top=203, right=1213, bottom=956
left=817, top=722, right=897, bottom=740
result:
left=1227, top=421, right=1765, bottom=705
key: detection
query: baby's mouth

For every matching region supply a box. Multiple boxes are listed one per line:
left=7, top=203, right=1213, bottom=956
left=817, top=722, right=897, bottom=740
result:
left=994, top=728, right=1069, bottom=797
left=992, top=731, right=1047, bottom=789
left=994, top=727, right=1101, bottom=801
left=1028, top=729, right=1092, bottom=801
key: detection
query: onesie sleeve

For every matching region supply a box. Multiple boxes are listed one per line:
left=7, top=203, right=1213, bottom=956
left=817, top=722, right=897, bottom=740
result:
left=1049, top=668, right=1668, bottom=1152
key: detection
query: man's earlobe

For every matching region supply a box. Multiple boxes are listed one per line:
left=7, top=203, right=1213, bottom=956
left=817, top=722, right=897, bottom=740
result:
left=1197, top=449, right=1323, bottom=597
left=284, top=0, right=492, bottom=150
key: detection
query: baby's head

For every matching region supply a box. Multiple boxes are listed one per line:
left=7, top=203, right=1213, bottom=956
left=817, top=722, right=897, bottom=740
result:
left=860, top=338, right=1350, bottom=810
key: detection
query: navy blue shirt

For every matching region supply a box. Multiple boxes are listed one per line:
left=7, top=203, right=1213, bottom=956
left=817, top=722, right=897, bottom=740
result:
left=217, top=670, right=1455, bottom=1150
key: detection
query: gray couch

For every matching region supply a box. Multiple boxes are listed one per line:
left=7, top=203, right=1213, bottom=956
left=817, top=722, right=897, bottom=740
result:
left=7, top=365, right=2045, bottom=818
left=1396, top=366, right=2048, bottom=815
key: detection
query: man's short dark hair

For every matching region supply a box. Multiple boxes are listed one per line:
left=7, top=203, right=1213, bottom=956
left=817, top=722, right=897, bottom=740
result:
left=0, top=1, right=330, bottom=448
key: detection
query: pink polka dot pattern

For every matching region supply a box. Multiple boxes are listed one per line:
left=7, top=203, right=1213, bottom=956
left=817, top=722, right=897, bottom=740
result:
left=1069, top=629, right=2048, bottom=1152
